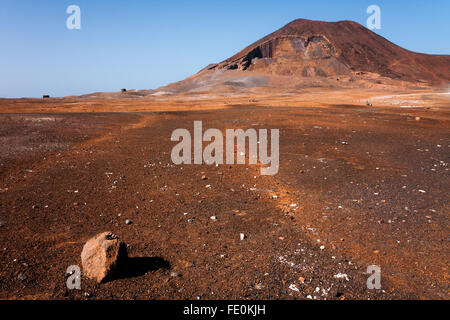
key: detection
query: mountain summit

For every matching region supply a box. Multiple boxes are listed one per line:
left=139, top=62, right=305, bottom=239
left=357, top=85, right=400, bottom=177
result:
left=155, top=19, right=450, bottom=96
left=209, top=19, right=449, bottom=84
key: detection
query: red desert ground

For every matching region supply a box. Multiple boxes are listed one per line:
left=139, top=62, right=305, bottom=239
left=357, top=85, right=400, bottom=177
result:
left=0, top=19, right=449, bottom=300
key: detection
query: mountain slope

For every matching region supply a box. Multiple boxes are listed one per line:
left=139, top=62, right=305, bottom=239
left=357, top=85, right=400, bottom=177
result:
left=209, top=19, right=450, bottom=84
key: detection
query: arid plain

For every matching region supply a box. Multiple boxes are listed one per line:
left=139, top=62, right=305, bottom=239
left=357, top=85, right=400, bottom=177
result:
left=0, top=19, right=449, bottom=300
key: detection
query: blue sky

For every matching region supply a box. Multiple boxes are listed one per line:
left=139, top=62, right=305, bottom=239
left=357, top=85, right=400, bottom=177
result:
left=0, top=0, right=449, bottom=98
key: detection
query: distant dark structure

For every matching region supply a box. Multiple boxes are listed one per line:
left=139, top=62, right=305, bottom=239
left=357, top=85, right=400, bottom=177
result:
left=121, top=88, right=127, bottom=93
left=43, top=95, right=50, bottom=99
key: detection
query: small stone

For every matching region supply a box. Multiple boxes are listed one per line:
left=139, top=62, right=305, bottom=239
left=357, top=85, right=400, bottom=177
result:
left=18, top=273, right=27, bottom=281
left=81, top=232, right=127, bottom=283
left=201, top=175, right=208, bottom=180
left=170, top=271, right=181, bottom=278
left=288, top=283, right=299, bottom=292
left=210, top=216, right=217, bottom=221
left=334, top=273, right=350, bottom=281
left=255, top=283, right=264, bottom=290
left=240, top=233, right=246, bottom=241
left=125, top=219, right=132, bottom=225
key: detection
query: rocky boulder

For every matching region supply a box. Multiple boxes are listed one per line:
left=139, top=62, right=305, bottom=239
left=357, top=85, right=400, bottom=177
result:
left=81, top=232, right=127, bottom=283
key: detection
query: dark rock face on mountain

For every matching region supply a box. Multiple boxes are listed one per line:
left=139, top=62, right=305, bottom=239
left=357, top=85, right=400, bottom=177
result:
left=209, top=19, right=450, bottom=84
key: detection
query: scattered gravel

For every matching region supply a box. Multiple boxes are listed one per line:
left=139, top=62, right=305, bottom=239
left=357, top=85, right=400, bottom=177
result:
left=17, top=273, right=27, bottom=281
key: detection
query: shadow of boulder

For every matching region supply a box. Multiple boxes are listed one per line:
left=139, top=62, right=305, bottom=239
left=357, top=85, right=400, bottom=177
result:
left=114, top=257, right=171, bottom=280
